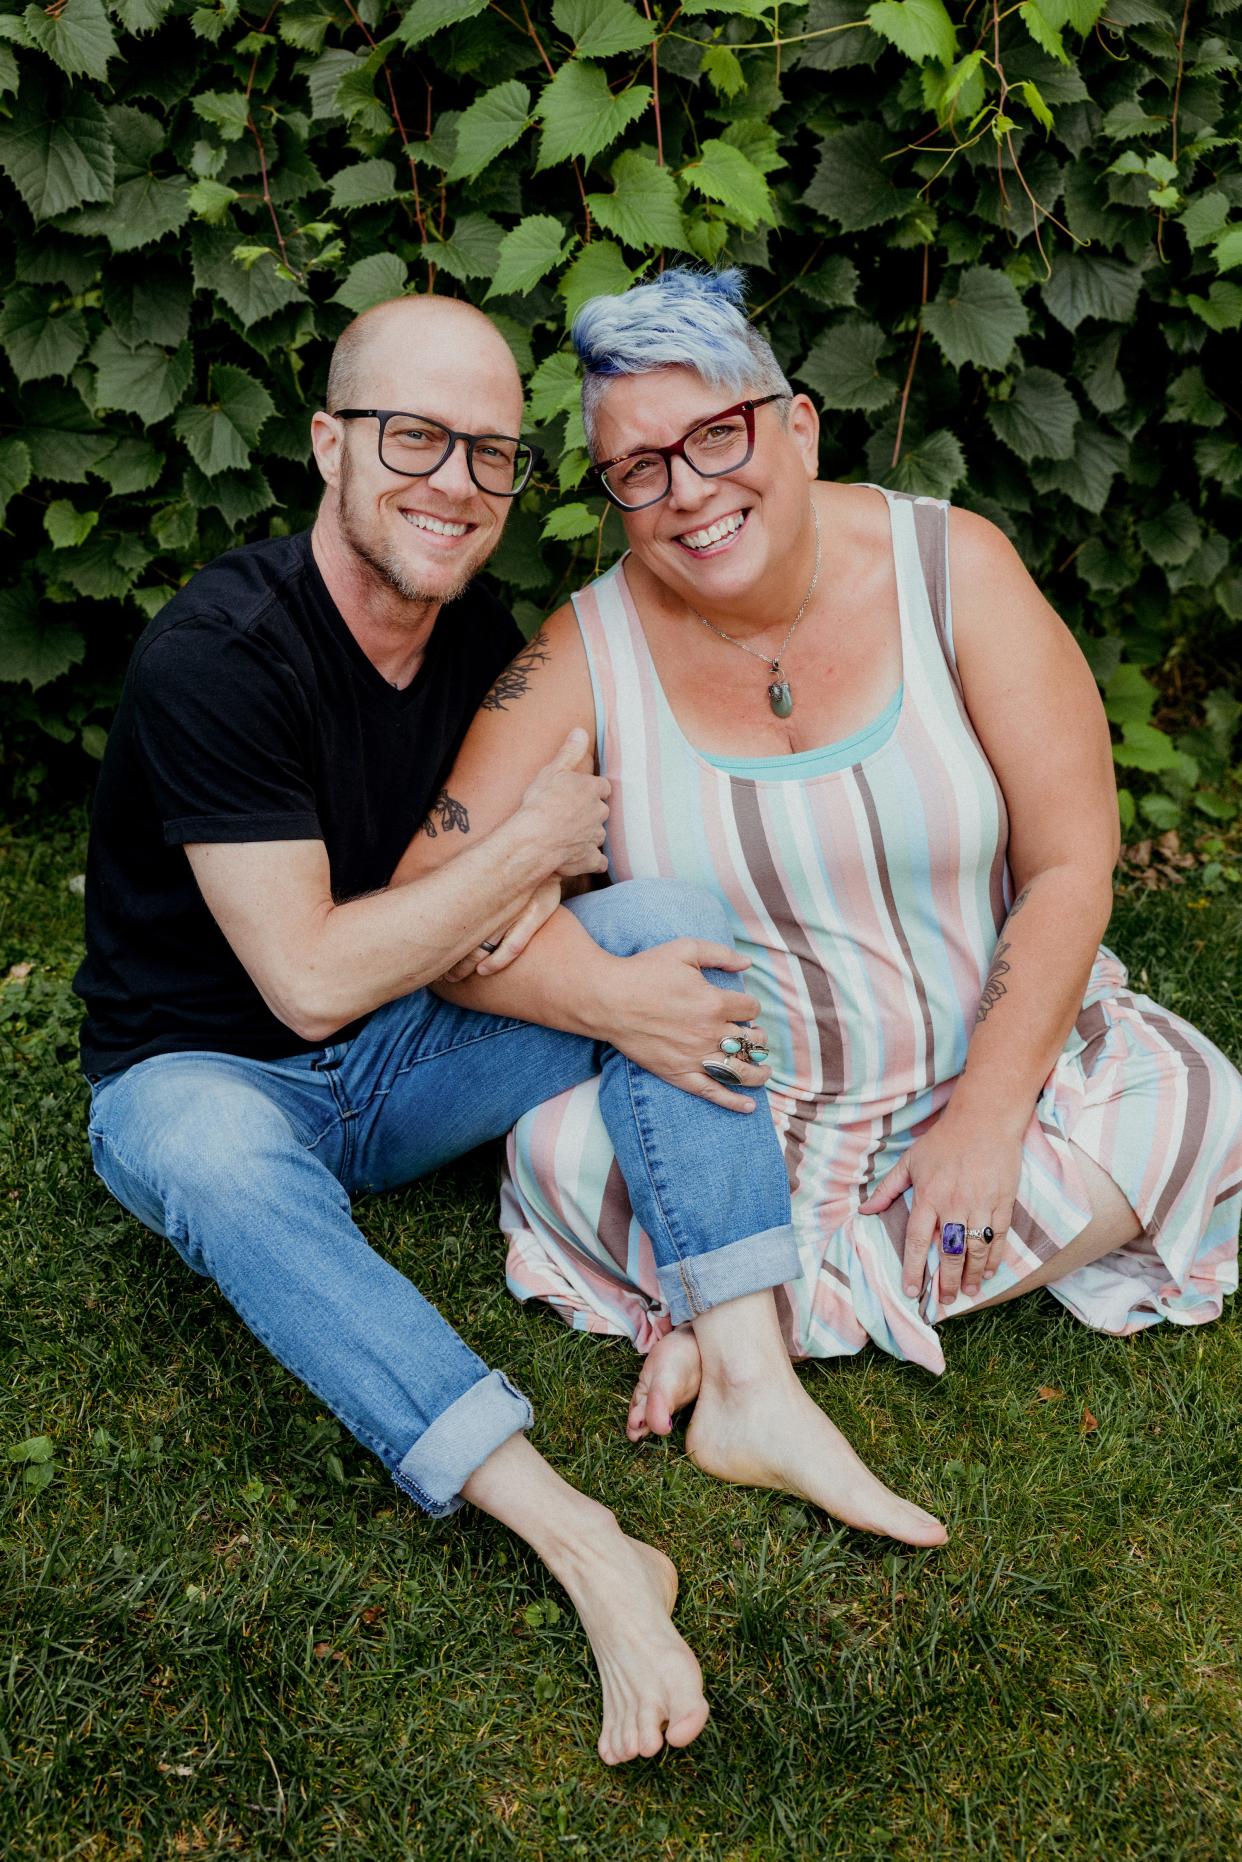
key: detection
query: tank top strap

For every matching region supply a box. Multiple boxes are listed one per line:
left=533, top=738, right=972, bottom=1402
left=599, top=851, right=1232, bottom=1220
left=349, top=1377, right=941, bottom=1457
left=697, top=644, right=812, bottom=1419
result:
left=868, top=486, right=971, bottom=733
left=571, top=557, right=668, bottom=776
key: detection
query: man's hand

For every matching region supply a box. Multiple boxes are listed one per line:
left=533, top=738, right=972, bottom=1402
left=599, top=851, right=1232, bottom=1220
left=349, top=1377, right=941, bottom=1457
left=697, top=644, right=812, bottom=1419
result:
left=600, top=939, right=772, bottom=1114
left=517, top=729, right=610, bottom=878
left=438, top=876, right=563, bottom=983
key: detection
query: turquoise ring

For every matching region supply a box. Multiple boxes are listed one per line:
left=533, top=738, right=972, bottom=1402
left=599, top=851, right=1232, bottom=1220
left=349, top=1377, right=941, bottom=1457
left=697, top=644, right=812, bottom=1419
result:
left=719, top=1034, right=770, bottom=1066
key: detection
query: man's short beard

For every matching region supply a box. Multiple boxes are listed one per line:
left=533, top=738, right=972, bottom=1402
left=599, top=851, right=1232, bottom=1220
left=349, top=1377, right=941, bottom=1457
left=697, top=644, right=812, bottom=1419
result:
left=336, top=447, right=489, bottom=605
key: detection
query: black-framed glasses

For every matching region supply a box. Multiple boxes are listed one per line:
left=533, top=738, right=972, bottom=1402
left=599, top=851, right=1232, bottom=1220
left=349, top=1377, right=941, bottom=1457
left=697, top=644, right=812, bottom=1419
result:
left=332, top=409, right=542, bottom=498
left=592, top=394, right=790, bottom=511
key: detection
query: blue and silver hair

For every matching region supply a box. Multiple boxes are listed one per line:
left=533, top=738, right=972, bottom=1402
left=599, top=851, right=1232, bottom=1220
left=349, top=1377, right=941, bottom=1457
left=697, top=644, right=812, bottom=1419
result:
left=572, top=266, right=791, bottom=457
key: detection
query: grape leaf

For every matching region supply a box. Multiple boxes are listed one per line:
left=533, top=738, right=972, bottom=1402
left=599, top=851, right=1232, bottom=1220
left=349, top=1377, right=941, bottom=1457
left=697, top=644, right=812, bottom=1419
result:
left=173, top=363, right=275, bottom=477
left=0, top=87, right=115, bottom=221
left=327, top=159, right=399, bottom=210
left=552, top=0, right=654, bottom=58
left=1139, top=500, right=1201, bottom=568
left=986, top=367, right=1079, bottom=460
left=866, top=0, right=957, bottom=65
left=534, top=59, right=651, bottom=170
left=528, top=351, right=582, bottom=427
left=487, top=216, right=575, bottom=299
left=445, top=80, right=531, bottom=182
left=1042, top=252, right=1144, bottom=330
left=1029, top=422, right=1126, bottom=511
left=542, top=500, right=600, bottom=540
left=558, top=239, right=636, bottom=324
left=890, top=429, right=967, bottom=499
left=22, top=0, right=117, bottom=81
left=586, top=149, right=690, bottom=251
left=683, top=139, right=772, bottom=231
left=804, top=123, right=915, bottom=231
left=101, top=268, right=192, bottom=349
left=428, top=212, right=503, bottom=283
left=191, top=226, right=306, bottom=325
left=796, top=319, right=897, bottom=412
left=0, top=288, right=88, bottom=385
left=91, top=330, right=193, bottom=424
left=396, top=0, right=490, bottom=50
left=0, top=437, right=33, bottom=526
left=0, top=582, right=84, bottom=689
left=923, top=267, right=1030, bottom=370
left=45, top=500, right=100, bottom=549
left=330, top=253, right=409, bottom=313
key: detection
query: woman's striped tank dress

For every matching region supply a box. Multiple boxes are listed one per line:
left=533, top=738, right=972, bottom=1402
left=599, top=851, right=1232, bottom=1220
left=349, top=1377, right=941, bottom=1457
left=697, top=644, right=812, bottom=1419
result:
left=501, top=489, right=1242, bottom=1368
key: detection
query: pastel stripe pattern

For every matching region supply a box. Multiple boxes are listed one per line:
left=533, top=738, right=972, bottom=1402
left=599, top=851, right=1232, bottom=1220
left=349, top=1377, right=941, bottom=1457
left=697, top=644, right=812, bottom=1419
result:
left=502, top=489, right=1242, bottom=1370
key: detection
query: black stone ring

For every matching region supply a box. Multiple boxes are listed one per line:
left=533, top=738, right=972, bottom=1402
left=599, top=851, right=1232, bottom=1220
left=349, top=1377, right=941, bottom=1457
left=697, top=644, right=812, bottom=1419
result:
left=965, top=1225, right=995, bottom=1243
left=703, top=1060, right=744, bottom=1089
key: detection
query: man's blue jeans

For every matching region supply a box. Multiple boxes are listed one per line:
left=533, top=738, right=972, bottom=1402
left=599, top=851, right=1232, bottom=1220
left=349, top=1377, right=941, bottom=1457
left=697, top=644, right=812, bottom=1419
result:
left=87, top=882, right=797, bottom=1517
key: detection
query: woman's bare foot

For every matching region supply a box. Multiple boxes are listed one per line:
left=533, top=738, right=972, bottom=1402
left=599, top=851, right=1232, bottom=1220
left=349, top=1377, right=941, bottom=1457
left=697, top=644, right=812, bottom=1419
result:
left=627, top=1326, right=704, bottom=1441
left=686, top=1367, right=947, bottom=1547
left=550, top=1516, right=711, bottom=1765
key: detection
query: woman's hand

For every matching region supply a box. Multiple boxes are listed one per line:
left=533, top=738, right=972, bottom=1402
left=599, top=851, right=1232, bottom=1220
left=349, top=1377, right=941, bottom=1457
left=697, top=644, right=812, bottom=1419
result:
left=859, top=1105, right=1023, bottom=1303
left=437, top=877, right=564, bottom=983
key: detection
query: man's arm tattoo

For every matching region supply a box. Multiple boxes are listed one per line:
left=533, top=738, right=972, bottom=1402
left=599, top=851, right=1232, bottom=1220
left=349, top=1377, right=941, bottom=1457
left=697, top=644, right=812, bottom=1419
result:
left=975, top=936, right=1012, bottom=1025
left=1006, top=883, right=1032, bottom=919
left=480, top=630, right=551, bottom=711
left=420, top=790, right=470, bottom=838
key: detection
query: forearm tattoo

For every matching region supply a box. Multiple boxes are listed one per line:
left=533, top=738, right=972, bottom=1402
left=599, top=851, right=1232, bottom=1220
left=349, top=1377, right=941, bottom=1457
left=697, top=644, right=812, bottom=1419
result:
left=480, top=630, right=550, bottom=710
left=420, top=790, right=470, bottom=837
left=974, top=885, right=1033, bottom=1025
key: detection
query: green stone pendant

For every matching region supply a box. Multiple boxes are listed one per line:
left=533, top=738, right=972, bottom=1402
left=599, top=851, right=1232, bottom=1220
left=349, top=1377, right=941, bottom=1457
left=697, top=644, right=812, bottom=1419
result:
left=767, top=674, right=794, bottom=718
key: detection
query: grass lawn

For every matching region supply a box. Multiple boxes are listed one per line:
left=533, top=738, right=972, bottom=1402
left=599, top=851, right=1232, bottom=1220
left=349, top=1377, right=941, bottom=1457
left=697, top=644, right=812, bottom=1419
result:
left=3, top=813, right=1241, bottom=1861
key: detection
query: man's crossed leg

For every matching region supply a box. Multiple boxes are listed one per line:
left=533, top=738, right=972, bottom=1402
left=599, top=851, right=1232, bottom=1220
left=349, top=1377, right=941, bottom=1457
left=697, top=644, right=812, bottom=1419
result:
left=88, top=882, right=941, bottom=1763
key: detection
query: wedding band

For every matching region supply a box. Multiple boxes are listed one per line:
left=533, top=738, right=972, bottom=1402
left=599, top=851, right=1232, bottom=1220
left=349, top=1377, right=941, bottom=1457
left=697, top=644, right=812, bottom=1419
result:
left=480, top=940, right=500, bottom=954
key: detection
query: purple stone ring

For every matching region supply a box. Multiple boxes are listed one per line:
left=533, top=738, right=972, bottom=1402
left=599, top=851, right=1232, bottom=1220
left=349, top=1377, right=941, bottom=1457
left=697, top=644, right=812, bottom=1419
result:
left=940, top=1222, right=966, bottom=1256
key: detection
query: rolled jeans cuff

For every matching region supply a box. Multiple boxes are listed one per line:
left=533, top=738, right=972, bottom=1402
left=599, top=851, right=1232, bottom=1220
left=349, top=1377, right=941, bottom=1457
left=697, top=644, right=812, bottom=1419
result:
left=656, top=1223, right=801, bottom=1327
left=392, top=1369, right=533, bottom=1519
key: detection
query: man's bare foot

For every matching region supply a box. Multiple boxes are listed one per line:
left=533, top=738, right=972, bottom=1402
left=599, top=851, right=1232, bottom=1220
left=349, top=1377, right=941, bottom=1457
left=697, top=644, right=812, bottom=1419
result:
left=549, top=1516, right=711, bottom=1765
left=685, top=1369, right=947, bottom=1548
left=627, top=1327, right=704, bottom=1441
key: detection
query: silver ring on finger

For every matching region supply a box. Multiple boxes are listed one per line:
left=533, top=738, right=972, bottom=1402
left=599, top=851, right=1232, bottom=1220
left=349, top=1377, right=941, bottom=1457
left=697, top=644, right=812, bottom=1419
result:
left=718, top=1033, right=770, bottom=1066
left=965, top=1225, right=994, bottom=1242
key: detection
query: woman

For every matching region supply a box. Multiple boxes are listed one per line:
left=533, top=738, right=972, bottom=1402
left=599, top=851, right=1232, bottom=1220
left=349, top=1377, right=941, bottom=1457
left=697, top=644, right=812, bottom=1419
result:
left=406, top=267, right=1240, bottom=1491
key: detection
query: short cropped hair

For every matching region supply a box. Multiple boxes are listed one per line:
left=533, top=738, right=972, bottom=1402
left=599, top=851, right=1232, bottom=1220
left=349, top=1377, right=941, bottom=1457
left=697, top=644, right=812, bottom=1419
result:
left=572, top=267, right=791, bottom=456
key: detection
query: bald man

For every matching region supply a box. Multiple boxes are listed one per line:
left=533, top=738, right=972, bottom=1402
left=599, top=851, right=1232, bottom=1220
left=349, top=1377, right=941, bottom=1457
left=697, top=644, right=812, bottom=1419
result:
left=73, top=296, right=805, bottom=1764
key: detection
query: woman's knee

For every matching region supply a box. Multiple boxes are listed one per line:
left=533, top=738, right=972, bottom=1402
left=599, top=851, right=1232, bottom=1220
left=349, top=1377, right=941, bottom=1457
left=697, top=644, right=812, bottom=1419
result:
left=566, top=878, right=733, bottom=958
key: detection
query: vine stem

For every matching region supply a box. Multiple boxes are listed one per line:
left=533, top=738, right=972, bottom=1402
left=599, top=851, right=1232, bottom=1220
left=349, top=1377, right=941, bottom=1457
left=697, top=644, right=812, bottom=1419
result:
left=1159, top=0, right=1193, bottom=261
left=338, top=0, right=429, bottom=248
left=518, top=0, right=592, bottom=240
left=244, top=5, right=299, bottom=281
left=640, top=0, right=664, bottom=167
left=891, top=245, right=930, bottom=471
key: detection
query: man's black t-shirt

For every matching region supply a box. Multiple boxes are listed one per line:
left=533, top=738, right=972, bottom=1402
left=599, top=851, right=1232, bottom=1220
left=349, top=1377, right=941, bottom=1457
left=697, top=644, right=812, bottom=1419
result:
left=74, top=529, right=521, bottom=1078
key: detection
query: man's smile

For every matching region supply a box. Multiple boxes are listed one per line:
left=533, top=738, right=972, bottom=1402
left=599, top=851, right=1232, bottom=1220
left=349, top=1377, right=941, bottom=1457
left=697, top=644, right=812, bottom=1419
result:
left=399, top=508, right=476, bottom=540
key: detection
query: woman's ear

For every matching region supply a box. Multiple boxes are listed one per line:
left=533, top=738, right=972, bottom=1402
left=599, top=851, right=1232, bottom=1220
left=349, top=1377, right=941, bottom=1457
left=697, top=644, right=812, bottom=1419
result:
left=787, top=393, right=820, bottom=477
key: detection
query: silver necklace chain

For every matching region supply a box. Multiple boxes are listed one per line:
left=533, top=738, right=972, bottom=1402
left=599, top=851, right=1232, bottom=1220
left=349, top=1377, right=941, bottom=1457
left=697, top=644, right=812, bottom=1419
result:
left=691, top=502, right=821, bottom=675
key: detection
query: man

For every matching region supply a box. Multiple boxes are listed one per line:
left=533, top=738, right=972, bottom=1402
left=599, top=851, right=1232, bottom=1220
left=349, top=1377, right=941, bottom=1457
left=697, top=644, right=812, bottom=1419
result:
left=76, top=296, right=807, bottom=1765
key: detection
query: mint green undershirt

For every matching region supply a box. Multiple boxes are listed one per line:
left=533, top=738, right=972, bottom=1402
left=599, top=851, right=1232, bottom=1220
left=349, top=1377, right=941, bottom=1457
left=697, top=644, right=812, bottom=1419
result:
left=701, top=682, right=903, bottom=778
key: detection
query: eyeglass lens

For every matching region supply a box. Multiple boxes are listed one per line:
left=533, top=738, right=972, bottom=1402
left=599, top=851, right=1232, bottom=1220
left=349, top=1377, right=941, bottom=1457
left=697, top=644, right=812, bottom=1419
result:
left=601, top=409, right=753, bottom=508
left=379, top=416, right=531, bottom=493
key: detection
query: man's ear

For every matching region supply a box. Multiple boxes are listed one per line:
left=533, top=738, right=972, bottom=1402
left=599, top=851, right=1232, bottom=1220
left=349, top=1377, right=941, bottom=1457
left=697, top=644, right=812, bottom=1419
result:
left=787, top=394, right=820, bottom=477
left=310, top=411, right=342, bottom=489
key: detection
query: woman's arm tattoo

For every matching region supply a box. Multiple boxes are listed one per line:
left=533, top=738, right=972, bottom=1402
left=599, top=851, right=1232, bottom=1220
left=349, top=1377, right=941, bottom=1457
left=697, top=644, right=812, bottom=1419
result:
left=975, top=937, right=1012, bottom=1024
left=481, top=630, right=551, bottom=711
left=974, top=885, right=1034, bottom=1024
left=420, top=790, right=470, bottom=838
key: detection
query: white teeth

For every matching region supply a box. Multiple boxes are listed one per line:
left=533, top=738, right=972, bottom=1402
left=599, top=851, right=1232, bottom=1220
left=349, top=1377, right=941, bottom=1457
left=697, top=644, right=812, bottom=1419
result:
left=404, top=512, right=469, bottom=537
left=681, top=511, right=745, bottom=550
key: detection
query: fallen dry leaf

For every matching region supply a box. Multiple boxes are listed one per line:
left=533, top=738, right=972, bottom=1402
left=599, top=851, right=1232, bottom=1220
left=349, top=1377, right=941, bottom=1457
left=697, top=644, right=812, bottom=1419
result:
left=1037, top=1386, right=1066, bottom=1401
left=1081, top=1406, right=1099, bottom=1434
left=6, top=961, right=32, bottom=981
